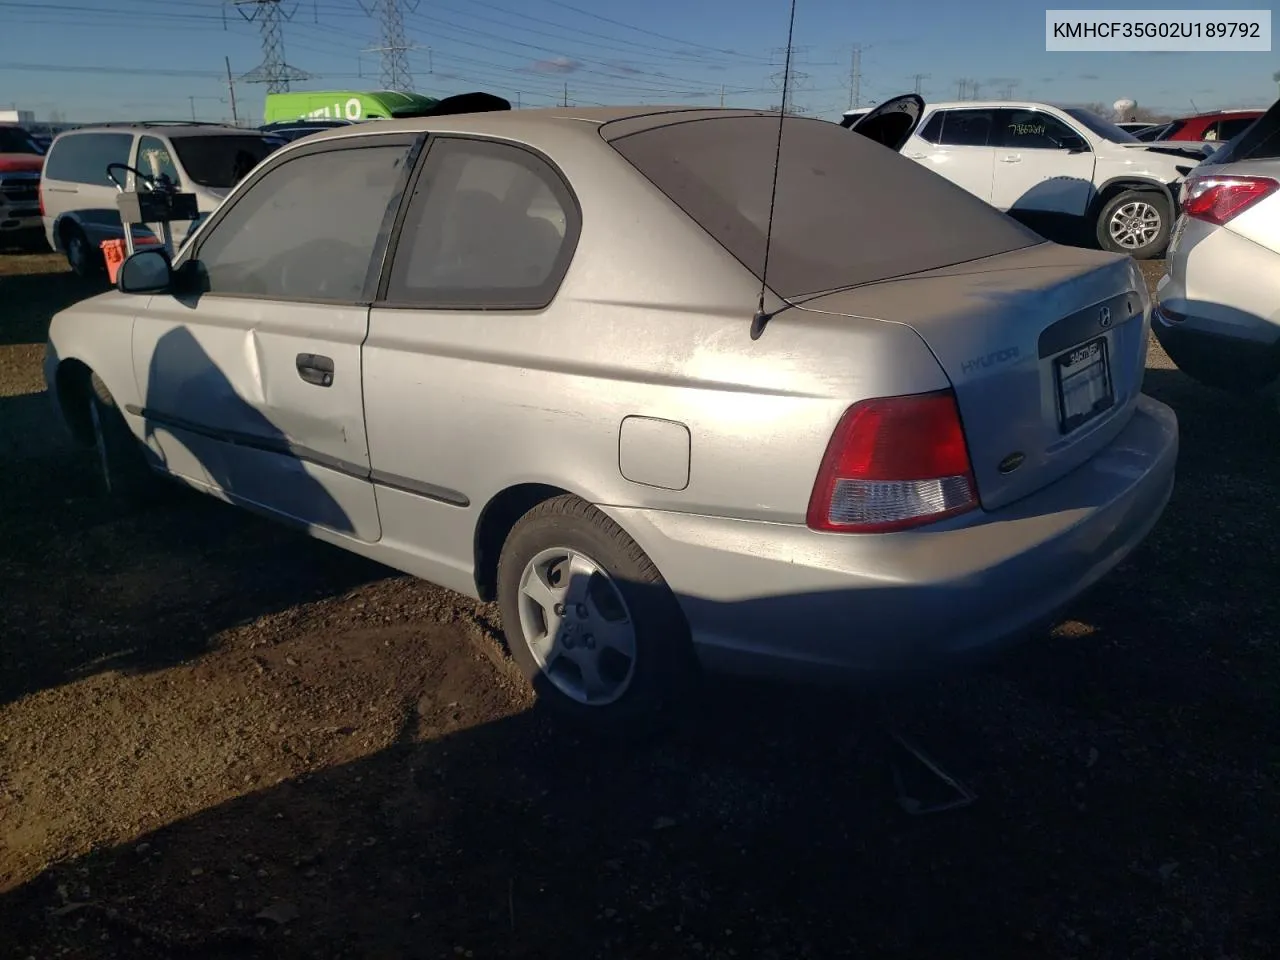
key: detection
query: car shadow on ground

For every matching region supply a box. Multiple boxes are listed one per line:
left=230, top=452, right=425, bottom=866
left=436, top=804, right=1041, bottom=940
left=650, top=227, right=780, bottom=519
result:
left=0, top=266, right=101, bottom=348
left=0, top=331, right=386, bottom=709
left=3, top=361, right=1280, bottom=958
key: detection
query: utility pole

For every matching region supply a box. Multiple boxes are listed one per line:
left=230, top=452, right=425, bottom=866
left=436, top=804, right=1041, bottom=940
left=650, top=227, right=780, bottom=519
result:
left=956, top=77, right=967, bottom=99
left=848, top=44, right=863, bottom=109
left=188, top=96, right=196, bottom=121
left=225, top=55, right=239, bottom=124
left=720, top=83, right=725, bottom=107
left=909, top=72, right=930, bottom=95
left=970, top=80, right=982, bottom=100
left=772, top=44, right=810, bottom=114
left=360, top=0, right=419, bottom=93
left=562, top=82, right=568, bottom=107
left=231, top=0, right=309, bottom=94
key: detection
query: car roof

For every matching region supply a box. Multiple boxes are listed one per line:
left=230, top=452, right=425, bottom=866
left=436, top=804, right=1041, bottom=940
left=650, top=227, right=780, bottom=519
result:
left=55, top=122, right=265, bottom=137
left=284, top=105, right=783, bottom=151
left=1178, top=109, right=1263, bottom=120
left=921, top=100, right=1078, bottom=111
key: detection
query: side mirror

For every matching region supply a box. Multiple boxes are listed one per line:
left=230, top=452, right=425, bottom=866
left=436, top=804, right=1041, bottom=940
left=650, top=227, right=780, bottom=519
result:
left=1062, top=135, right=1088, bottom=154
left=117, top=248, right=173, bottom=294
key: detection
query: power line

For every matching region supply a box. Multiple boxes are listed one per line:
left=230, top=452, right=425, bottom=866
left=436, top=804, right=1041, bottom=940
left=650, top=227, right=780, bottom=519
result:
left=232, top=0, right=309, bottom=93
left=360, top=0, right=418, bottom=92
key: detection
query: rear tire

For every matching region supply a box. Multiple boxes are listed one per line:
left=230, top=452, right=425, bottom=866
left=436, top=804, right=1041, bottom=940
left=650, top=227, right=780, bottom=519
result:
left=88, top=373, right=164, bottom=505
left=496, top=494, right=696, bottom=733
left=1095, top=190, right=1171, bottom=260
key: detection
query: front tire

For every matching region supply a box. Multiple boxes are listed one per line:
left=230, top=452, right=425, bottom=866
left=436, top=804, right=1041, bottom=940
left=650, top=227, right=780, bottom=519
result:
left=88, top=373, right=164, bottom=504
left=496, top=494, right=695, bottom=730
left=1095, top=190, right=1171, bottom=259
left=63, top=224, right=104, bottom=281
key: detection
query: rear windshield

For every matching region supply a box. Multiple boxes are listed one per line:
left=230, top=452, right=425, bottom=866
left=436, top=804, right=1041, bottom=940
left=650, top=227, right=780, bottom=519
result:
left=607, top=115, right=1043, bottom=299
left=170, top=134, right=282, bottom=188
left=1203, top=100, right=1280, bottom=163
left=0, top=126, right=40, bottom=154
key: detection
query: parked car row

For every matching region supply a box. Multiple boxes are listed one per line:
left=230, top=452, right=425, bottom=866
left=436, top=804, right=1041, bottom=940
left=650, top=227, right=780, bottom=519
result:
left=42, top=97, right=1179, bottom=725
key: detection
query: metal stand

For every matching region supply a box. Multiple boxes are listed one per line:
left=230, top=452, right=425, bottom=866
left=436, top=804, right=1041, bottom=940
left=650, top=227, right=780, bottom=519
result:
left=108, top=164, right=198, bottom=261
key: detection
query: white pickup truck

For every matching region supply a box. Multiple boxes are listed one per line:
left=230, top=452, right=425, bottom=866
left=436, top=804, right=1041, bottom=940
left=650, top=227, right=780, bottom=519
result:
left=0, top=125, right=43, bottom=245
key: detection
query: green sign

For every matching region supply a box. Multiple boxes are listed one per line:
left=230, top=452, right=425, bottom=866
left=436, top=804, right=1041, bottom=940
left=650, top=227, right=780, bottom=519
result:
left=263, top=90, right=441, bottom=124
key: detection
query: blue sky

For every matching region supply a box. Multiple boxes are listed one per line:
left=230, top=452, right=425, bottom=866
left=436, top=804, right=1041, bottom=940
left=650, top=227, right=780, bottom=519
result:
left=1, top=0, right=1275, bottom=124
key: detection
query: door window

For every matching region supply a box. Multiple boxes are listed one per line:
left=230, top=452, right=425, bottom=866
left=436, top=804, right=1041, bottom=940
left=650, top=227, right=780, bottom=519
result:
left=933, top=109, right=996, bottom=147
left=993, top=109, right=1083, bottom=150
left=194, top=143, right=412, bottom=302
left=44, top=132, right=135, bottom=185
left=916, top=112, right=945, bottom=143
left=1203, top=117, right=1256, bottom=142
left=136, top=136, right=180, bottom=189
left=384, top=137, right=579, bottom=308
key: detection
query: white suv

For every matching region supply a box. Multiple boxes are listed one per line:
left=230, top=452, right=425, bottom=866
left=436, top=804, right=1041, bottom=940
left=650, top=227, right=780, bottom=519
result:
left=892, top=100, right=1209, bottom=259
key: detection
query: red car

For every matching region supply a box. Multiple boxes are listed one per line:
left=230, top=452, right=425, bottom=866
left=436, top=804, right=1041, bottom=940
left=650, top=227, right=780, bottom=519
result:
left=1146, top=109, right=1262, bottom=143
left=0, top=125, right=44, bottom=246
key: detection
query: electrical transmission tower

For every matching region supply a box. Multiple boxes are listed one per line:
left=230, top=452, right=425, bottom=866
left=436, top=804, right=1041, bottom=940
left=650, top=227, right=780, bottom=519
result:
left=770, top=45, right=810, bottom=115
left=360, top=0, right=419, bottom=92
left=909, top=72, right=930, bottom=95
left=232, top=0, right=309, bottom=94
left=990, top=77, right=1019, bottom=100
left=848, top=44, right=865, bottom=109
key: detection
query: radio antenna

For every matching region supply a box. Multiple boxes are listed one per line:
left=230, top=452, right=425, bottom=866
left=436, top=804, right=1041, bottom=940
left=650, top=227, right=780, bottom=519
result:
left=750, top=0, right=799, bottom=341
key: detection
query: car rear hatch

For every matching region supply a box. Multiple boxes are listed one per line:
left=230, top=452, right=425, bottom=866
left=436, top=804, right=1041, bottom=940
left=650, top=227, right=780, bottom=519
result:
left=792, top=245, right=1151, bottom=512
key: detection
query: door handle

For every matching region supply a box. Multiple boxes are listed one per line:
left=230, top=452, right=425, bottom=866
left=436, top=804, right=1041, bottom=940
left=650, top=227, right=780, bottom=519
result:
left=999, top=155, right=1022, bottom=163
left=295, top=353, right=334, bottom=387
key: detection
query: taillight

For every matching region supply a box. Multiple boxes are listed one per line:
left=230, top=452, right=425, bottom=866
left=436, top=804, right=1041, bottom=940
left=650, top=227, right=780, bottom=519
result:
left=806, top=390, right=978, bottom=534
left=1182, top=175, right=1278, bottom=226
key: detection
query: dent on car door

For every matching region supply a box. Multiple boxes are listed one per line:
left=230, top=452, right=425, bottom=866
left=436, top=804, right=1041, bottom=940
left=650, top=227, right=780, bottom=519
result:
left=130, top=136, right=421, bottom=541
left=987, top=108, right=1094, bottom=216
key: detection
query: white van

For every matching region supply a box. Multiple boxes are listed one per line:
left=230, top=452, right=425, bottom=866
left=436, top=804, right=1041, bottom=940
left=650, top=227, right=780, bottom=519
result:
left=41, top=122, right=283, bottom=278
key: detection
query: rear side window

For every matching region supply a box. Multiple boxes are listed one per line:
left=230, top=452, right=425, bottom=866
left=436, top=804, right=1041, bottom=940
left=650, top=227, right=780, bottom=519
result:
left=606, top=114, right=1041, bottom=299
left=194, top=143, right=412, bottom=302
left=933, top=109, right=995, bottom=147
left=169, top=134, right=281, bottom=189
left=384, top=137, right=579, bottom=308
left=45, top=132, right=134, bottom=185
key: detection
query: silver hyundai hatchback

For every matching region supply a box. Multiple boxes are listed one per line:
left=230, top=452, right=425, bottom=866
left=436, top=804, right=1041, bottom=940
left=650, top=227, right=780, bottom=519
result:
left=43, top=98, right=1179, bottom=725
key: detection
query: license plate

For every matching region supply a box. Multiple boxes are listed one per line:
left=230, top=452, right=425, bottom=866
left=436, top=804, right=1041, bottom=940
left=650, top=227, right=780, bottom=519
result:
left=1055, top=337, right=1114, bottom=434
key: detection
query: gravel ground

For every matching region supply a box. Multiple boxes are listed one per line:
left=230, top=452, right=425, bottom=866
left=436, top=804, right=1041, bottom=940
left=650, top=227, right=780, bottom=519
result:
left=1, top=252, right=1278, bottom=960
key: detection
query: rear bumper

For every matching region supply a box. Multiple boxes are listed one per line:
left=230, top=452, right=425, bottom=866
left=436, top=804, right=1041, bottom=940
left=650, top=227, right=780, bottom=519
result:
left=602, top=394, right=1178, bottom=685
left=1152, top=303, right=1280, bottom=392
